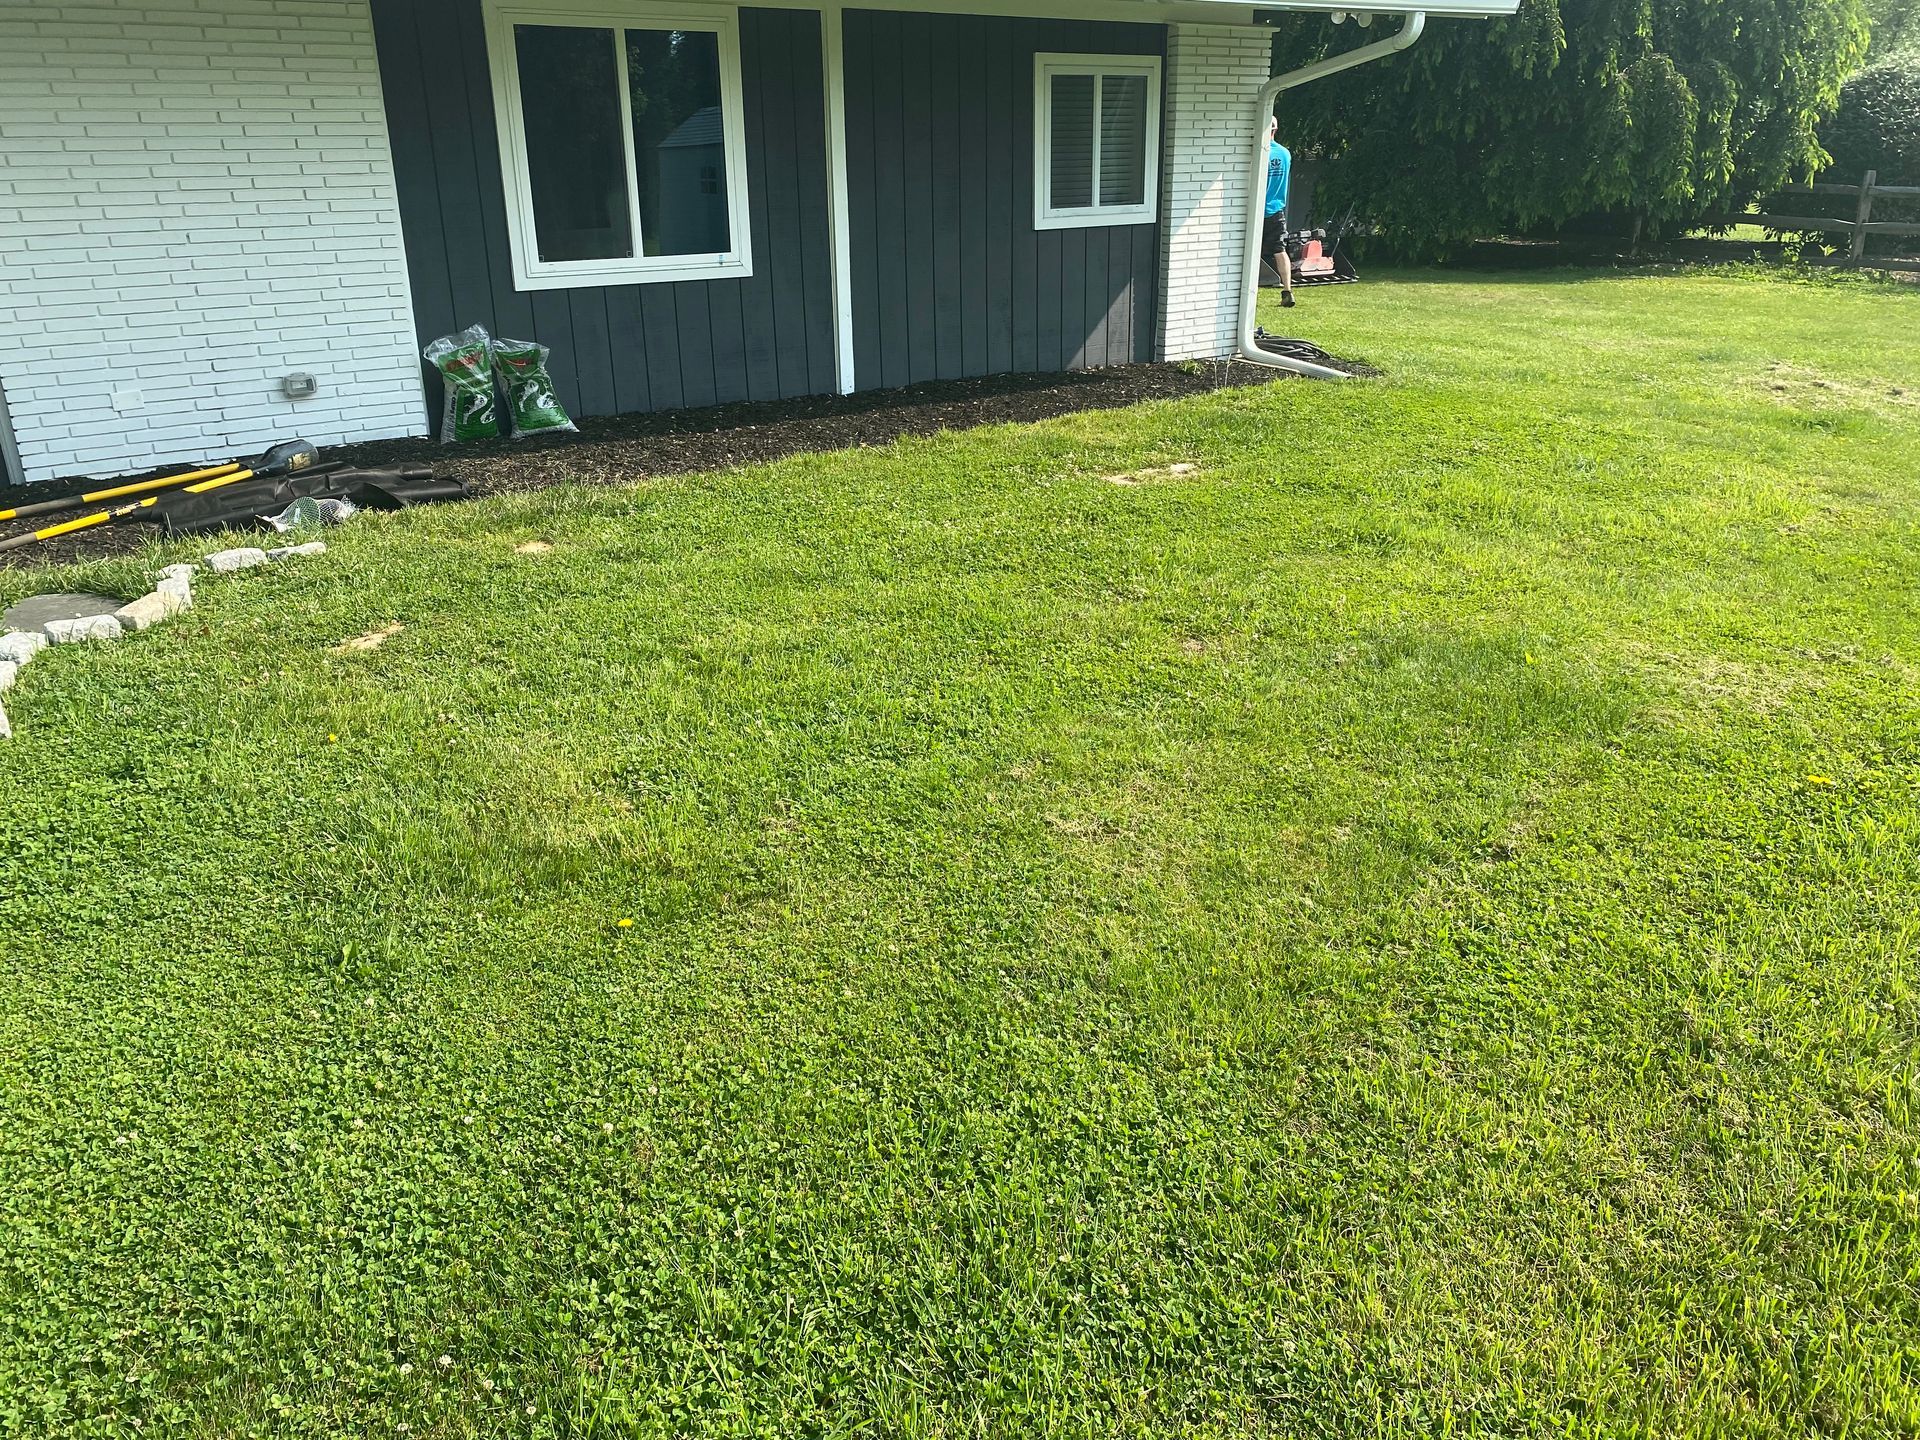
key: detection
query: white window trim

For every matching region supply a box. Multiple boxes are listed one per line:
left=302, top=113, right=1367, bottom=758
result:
left=1032, top=52, right=1162, bottom=232
left=483, top=0, right=754, bottom=290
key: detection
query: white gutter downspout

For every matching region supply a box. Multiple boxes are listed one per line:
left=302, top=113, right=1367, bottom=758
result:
left=1237, top=11, right=1426, bottom=379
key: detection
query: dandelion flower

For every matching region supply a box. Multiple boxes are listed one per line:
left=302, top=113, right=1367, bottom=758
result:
left=617, top=918, right=635, bottom=929
left=1806, top=774, right=1835, bottom=785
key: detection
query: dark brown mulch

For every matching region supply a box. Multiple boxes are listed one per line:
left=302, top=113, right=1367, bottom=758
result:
left=0, top=358, right=1306, bottom=570
left=337, top=359, right=1298, bottom=491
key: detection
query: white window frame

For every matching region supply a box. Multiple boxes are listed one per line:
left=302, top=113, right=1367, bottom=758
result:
left=483, top=0, right=753, bottom=289
left=1032, top=53, right=1162, bottom=231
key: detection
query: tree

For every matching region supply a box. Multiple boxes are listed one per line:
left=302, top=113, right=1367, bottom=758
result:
left=1861, top=0, right=1919, bottom=56
left=1272, top=0, right=1870, bottom=252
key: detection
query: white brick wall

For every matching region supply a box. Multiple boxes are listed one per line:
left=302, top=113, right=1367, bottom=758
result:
left=1155, top=25, right=1271, bottom=362
left=0, top=0, right=426, bottom=483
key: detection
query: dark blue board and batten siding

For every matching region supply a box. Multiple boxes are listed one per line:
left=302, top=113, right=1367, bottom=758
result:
left=370, top=1, right=836, bottom=425
left=372, top=3, right=1162, bottom=426
left=842, top=11, right=1163, bottom=389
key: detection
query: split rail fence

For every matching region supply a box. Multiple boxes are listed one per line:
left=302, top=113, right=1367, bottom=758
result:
left=1719, top=170, right=1920, bottom=271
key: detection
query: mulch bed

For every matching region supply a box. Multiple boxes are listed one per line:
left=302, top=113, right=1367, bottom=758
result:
left=1, top=359, right=1302, bottom=570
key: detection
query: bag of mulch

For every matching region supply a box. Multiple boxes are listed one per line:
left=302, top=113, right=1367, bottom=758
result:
left=423, top=324, right=500, bottom=443
left=490, top=336, right=577, bottom=440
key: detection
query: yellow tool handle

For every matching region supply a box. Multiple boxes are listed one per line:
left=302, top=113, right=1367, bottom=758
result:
left=81, top=463, right=240, bottom=505
left=28, top=509, right=116, bottom=543
left=186, top=467, right=254, bottom=493
left=41, top=470, right=252, bottom=538
left=0, top=462, right=240, bottom=522
left=0, top=464, right=263, bottom=553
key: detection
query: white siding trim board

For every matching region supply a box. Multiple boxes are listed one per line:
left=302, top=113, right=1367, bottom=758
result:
left=820, top=1, right=857, bottom=395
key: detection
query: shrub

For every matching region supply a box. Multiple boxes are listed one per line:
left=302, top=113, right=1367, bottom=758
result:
left=1819, top=49, right=1920, bottom=183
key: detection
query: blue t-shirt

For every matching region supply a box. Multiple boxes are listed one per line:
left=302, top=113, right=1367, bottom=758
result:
left=1265, top=141, right=1291, bottom=218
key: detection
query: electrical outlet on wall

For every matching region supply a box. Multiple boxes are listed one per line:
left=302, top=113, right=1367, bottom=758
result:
left=111, top=388, right=143, bottom=414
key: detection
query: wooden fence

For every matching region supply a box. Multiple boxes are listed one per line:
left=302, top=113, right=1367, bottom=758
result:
left=1718, top=170, right=1920, bottom=271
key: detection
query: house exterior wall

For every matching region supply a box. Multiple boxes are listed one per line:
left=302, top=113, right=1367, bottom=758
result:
left=0, top=0, right=426, bottom=484
left=841, top=11, right=1161, bottom=388
left=372, top=1, right=836, bottom=422
left=1155, top=23, right=1269, bottom=361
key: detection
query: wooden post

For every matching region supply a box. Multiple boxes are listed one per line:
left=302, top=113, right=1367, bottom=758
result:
left=1850, top=169, right=1878, bottom=263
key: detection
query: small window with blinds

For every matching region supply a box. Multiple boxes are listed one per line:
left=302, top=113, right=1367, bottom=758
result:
left=1033, top=54, right=1161, bottom=230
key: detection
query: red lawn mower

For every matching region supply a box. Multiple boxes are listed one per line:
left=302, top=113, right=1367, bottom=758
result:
left=1260, top=205, right=1361, bottom=288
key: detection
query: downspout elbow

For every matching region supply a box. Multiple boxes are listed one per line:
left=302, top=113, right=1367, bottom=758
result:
left=1236, top=11, right=1426, bottom=378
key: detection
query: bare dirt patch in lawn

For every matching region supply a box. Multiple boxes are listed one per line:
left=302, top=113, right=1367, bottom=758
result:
left=1619, top=641, right=1800, bottom=717
left=1751, top=362, right=1917, bottom=418
left=332, top=623, right=404, bottom=655
left=1106, top=461, right=1202, bottom=486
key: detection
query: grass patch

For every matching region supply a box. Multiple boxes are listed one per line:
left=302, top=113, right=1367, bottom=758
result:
left=2, top=269, right=1919, bottom=1437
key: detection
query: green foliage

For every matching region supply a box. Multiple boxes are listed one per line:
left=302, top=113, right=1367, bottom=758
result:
left=1819, top=48, right=1920, bottom=181
left=3, top=271, right=1920, bottom=1436
left=1274, top=0, right=1871, bottom=252
left=1863, top=0, right=1920, bottom=55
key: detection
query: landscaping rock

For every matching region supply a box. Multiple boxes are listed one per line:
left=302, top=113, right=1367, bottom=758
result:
left=158, top=563, right=198, bottom=584
left=157, top=576, right=193, bottom=614
left=115, top=592, right=172, bottom=632
left=266, top=541, right=328, bottom=561
left=44, top=614, right=124, bottom=645
left=0, top=630, right=47, bottom=665
left=205, top=547, right=268, bottom=573
left=0, top=661, right=14, bottom=694
left=0, top=701, right=10, bottom=741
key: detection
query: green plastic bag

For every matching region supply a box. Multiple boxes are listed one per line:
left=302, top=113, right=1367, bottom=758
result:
left=491, top=337, right=577, bottom=440
left=423, top=324, right=500, bottom=444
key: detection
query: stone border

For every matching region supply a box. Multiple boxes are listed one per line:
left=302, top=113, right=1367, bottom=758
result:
left=0, top=542, right=326, bottom=740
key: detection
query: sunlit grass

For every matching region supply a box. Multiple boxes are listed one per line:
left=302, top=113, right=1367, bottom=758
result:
left=2, top=268, right=1918, bottom=1438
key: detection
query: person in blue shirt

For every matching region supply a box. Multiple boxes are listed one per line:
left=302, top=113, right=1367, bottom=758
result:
left=1263, top=117, right=1295, bottom=308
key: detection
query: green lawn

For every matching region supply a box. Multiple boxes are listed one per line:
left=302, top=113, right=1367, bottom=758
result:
left=3, top=268, right=1918, bottom=1438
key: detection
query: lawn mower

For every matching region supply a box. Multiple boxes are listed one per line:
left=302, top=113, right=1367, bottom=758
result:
left=1260, top=204, right=1361, bottom=288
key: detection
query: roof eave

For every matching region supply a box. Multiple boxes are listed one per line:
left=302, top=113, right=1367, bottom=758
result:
left=1250, top=1, right=1520, bottom=15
